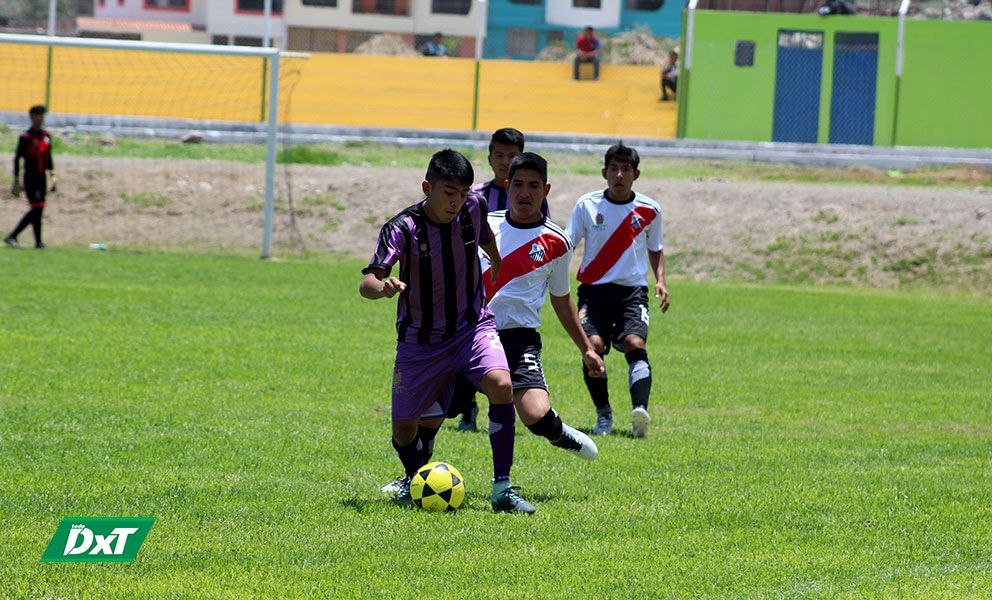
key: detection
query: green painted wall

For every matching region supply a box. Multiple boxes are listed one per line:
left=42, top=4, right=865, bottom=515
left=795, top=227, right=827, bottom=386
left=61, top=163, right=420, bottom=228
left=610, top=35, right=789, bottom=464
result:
left=896, top=20, right=992, bottom=149
left=683, top=11, right=899, bottom=145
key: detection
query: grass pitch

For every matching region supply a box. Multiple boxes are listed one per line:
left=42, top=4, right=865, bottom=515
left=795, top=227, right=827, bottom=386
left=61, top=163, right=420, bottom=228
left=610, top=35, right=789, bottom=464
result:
left=1, top=249, right=990, bottom=598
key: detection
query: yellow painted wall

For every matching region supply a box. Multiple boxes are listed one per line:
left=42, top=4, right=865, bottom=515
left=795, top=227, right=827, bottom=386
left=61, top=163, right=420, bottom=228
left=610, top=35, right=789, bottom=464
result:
left=0, top=43, right=676, bottom=138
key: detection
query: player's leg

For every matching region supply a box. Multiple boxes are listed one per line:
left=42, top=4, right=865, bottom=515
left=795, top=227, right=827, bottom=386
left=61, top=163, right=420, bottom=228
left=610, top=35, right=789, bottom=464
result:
left=27, top=187, right=45, bottom=248
left=388, top=344, right=454, bottom=502
left=458, top=321, right=535, bottom=514
left=578, top=284, right=613, bottom=435
left=617, top=286, right=653, bottom=438
left=447, top=373, right=479, bottom=432
left=502, top=328, right=597, bottom=460
left=7, top=208, right=36, bottom=246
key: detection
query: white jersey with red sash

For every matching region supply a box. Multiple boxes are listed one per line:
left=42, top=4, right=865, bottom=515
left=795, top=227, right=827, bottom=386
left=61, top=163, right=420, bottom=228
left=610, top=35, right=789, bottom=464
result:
left=480, top=210, right=573, bottom=330
left=566, top=190, right=663, bottom=287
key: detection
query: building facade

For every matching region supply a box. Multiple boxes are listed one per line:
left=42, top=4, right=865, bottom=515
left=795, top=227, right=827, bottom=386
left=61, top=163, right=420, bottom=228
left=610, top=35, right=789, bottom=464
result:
left=84, top=0, right=284, bottom=45
left=282, top=0, right=483, bottom=57
left=485, top=0, right=682, bottom=59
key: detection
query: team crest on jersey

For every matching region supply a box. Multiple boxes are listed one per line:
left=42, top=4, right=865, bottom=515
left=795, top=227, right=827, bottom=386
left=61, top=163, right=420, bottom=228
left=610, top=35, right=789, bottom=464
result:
left=630, top=213, right=644, bottom=231
left=595, top=213, right=605, bottom=225
left=418, top=242, right=431, bottom=258
left=528, top=242, right=546, bottom=263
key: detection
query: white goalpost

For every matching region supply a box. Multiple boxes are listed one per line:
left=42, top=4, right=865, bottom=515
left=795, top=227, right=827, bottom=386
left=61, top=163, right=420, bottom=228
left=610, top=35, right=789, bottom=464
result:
left=0, top=33, right=284, bottom=258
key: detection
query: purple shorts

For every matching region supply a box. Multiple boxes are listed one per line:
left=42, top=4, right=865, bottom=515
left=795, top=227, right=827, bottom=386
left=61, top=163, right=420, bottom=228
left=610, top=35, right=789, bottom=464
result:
left=391, top=317, right=509, bottom=422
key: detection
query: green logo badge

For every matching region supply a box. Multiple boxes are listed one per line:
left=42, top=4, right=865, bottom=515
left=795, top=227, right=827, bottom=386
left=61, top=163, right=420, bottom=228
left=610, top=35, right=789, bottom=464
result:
left=41, top=517, right=155, bottom=563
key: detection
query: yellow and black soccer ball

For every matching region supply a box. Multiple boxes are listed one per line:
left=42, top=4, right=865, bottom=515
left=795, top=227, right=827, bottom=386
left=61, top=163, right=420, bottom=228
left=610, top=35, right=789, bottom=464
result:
left=410, top=462, right=465, bottom=511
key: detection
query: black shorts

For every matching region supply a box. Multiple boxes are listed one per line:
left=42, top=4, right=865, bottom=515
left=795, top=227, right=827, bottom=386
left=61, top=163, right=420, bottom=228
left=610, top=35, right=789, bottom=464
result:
left=577, top=283, right=650, bottom=354
left=498, top=328, right=548, bottom=393
left=446, top=327, right=547, bottom=417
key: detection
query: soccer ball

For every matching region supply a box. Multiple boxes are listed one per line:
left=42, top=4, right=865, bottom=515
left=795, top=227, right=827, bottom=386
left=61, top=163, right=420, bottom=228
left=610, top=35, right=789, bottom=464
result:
left=410, top=462, right=465, bottom=511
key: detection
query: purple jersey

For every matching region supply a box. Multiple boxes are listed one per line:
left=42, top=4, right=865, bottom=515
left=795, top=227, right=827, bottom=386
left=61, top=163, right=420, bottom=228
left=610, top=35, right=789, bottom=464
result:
left=364, top=195, right=494, bottom=344
left=472, top=180, right=550, bottom=218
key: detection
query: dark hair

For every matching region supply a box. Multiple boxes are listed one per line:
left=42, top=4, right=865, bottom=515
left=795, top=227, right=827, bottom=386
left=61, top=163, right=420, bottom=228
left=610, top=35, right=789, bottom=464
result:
left=604, top=142, right=640, bottom=170
left=508, top=152, right=548, bottom=184
left=29, top=105, right=47, bottom=116
left=425, top=149, right=474, bottom=187
left=488, top=127, right=525, bottom=154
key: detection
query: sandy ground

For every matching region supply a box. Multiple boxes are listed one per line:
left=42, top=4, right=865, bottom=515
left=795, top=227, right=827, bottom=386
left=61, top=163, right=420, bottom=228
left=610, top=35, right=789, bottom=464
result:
left=3, top=156, right=991, bottom=292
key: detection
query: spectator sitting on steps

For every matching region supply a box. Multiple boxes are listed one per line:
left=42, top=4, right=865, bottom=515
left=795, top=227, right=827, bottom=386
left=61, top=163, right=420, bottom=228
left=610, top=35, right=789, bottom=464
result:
left=422, top=32, right=447, bottom=57
left=573, top=26, right=601, bottom=81
left=660, top=49, right=678, bottom=101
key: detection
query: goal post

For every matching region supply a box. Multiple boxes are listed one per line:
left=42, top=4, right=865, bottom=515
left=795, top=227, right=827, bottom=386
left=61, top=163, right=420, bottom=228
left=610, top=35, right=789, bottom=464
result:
left=0, top=33, right=284, bottom=258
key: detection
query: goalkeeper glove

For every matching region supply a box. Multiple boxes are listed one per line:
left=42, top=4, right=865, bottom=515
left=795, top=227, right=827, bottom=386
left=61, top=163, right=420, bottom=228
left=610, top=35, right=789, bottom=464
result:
left=49, top=173, right=57, bottom=193
left=10, top=181, right=22, bottom=197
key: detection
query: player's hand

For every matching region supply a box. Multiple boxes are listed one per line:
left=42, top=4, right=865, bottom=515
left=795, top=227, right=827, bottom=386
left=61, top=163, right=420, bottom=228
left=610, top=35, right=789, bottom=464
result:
left=10, top=181, right=21, bottom=197
left=381, top=277, right=406, bottom=298
left=655, top=283, right=670, bottom=313
left=488, top=256, right=501, bottom=283
left=48, top=174, right=57, bottom=193
left=582, top=349, right=605, bottom=378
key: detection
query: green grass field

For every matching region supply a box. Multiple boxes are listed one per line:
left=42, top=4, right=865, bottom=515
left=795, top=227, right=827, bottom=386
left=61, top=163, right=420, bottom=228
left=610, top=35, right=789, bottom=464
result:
left=2, top=249, right=990, bottom=598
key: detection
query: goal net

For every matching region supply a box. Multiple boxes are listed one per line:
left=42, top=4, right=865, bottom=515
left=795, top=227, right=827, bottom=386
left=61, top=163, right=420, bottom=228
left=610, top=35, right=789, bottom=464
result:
left=0, top=34, right=308, bottom=256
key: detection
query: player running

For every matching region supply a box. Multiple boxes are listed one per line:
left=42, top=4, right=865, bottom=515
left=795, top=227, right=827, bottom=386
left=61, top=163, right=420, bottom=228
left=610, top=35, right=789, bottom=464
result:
left=471, top=152, right=603, bottom=459
left=565, top=142, right=670, bottom=438
left=380, top=152, right=604, bottom=499
left=454, top=128, right=549, bottom=431
left=5, top=105, right=55, bottom=250
left=360, top=149, right=536, bottom=514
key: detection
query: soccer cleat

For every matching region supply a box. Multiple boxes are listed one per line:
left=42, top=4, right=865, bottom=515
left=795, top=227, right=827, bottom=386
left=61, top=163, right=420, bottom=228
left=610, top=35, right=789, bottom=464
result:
left=631, top=406, right=650, bottom=438
left=3, top=236, right=19, bottom=248
left=380, top=475, right=407, bottom=494
left=551, top=423, right=598, bottom=460
left=393, top=477, right=412, bottom=504
left=491, top=485, right=536, bottom=514
left=456, top=404, right=478, bottom=432
left=592, top=408, right=613, bottom=436
left=34, top=243, right=47, bottom=250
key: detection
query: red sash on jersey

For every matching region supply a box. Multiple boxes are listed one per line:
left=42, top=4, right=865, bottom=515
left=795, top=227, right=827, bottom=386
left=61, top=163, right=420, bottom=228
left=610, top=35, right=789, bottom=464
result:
left=577, top=206, right=657, bottom=285
left=482, top=233, right=568, bottom=300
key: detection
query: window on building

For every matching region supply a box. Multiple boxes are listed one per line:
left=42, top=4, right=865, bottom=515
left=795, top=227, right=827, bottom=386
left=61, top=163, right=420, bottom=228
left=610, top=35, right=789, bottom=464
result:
left=507, top=28, right=537, bottom=58
left=144, top=0, right=189, bottom=10
left=432, top=0, right=470, bottom=14
left=352, top=0, right=410, bottom=15
left=236, top=0, right=284, bottom=13
left=625, top=0, right=664, bottom=10
left=302, top=0, right=337, bottom=5
left=233, top=35, right=264, bottom=46
left=573, top=0, right=601, bottom=7
left=212, top=35, right=230, bottom=45
left=734, top=40, right=755, bottom=66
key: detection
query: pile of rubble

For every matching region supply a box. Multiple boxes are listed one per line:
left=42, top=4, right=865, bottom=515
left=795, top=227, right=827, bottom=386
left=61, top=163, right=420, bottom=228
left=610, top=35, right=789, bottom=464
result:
left=913, top=0, right=992, bottom=19
left=537, top=28, right=679, bottom=65
left=352, top=33, right=419, bottom=57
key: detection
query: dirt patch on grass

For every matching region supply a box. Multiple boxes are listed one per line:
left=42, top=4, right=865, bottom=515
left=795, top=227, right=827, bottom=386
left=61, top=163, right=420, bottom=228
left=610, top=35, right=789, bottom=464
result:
left=3, top=156, right=991, bottom=292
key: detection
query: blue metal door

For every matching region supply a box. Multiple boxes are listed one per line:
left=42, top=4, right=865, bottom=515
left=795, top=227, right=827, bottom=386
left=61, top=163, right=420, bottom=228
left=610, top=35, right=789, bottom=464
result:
left=829, top=32, right=879, bottom=145
left=773, top=30, right=824, bottom=144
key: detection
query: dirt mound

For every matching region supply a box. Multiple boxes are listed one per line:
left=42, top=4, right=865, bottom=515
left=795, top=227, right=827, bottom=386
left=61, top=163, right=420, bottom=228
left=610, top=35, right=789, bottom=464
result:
left=4, top=157, right=990, bottom=293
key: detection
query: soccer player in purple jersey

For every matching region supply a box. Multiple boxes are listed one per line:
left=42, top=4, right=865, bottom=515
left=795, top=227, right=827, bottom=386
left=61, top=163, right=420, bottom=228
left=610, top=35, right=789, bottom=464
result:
left=454, top=128, right=550, bottom=431
left=360, top=149, right=536, bottom=514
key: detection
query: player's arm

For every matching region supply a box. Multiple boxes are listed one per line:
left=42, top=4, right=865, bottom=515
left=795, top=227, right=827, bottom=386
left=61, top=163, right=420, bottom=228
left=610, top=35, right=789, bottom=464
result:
left=481, top=237, right=501, bottom=283
left=648, top=249, right=670, bottom=313
left=360, top=267, right=406, bottom=300
left=46, top=143, right=56, bottom=192
left=11, top=137, right=24, bottom=196
left=550, top=293, right=604, bottom=377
